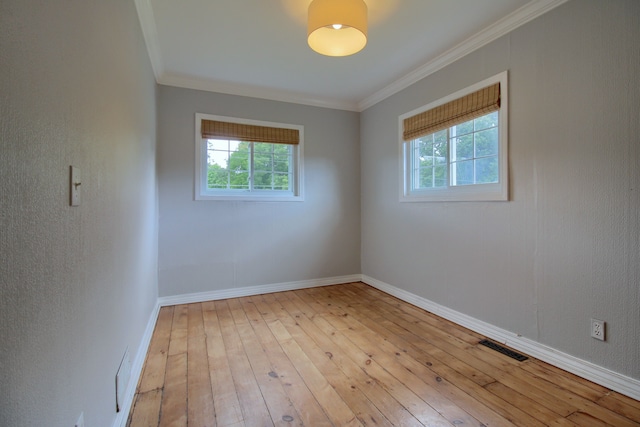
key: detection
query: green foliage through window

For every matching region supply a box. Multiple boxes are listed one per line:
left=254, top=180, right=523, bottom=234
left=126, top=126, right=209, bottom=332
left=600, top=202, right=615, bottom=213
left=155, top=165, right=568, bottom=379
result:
left=411, top=111, right=499, bottom=190
left=206, top=140, right=292, bottom=192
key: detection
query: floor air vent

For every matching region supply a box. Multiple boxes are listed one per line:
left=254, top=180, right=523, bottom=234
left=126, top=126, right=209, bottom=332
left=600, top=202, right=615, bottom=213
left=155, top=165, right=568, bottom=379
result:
left=478, top=340, right=528, bottom=362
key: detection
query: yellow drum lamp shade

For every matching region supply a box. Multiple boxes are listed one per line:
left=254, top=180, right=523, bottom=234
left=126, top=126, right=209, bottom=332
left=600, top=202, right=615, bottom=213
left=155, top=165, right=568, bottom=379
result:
left=307, top=0, right=368, bottom=57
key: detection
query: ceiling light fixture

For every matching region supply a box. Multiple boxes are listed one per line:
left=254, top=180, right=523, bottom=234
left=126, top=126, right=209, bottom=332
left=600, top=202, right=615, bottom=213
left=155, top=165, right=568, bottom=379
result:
left=307, top=0, right=368, bottom=57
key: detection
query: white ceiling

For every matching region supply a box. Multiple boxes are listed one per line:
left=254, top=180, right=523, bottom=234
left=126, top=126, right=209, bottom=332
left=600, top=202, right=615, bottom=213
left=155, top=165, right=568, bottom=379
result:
left=135, top=0, right=567, bottom=111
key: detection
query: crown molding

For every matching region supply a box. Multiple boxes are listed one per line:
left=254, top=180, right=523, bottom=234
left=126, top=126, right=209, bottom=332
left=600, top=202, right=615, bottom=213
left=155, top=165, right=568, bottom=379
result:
left=135, top=0, right=569, bottom=112
left=357, top=0, right=570, bottom=111
left=133, top=0, right=164, bottom=79
left=158, top=73, right=360, bottom=111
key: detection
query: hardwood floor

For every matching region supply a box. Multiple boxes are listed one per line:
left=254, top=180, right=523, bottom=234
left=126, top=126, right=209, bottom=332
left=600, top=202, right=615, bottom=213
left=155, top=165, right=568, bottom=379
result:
left=127, top=282, right=640, bottom=426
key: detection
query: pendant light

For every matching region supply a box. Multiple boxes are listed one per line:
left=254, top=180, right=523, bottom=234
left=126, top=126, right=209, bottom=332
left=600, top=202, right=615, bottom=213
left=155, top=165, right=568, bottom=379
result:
left=307, top=0, right=368, bottom=57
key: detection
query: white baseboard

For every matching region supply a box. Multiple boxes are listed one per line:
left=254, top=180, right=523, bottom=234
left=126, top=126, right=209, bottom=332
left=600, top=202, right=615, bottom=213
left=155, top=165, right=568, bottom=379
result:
left=361, top=275, right=640, bottom=401
left=157, top=274, right=362, bottom=307
left=112, top=301, right=161, bottom=427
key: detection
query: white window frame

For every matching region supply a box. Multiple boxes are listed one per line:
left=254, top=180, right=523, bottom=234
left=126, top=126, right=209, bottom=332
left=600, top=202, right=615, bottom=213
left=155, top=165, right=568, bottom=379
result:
left=399, top=71, right=508, bottom=202
left=195, top=113, right=304, bottom=201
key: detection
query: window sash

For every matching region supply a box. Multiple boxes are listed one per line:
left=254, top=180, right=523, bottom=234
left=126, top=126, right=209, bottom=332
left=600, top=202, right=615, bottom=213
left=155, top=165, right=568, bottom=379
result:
left=410, top=112, right=499, bottom=191
left=205, top=140, right=294, bottom=193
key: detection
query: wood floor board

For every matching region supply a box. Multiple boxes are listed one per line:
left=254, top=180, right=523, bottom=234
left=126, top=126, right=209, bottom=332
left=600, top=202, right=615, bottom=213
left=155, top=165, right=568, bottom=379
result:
left=128, top=389, right=163, bottom=427
left=302, top=286, right=520, bottom=427
left=265, top=317, right=363, bottom=426
left=215, top=299, right=274, bottom=427
left=201, top=301, right=245, bottom=427
left=351, top=283, right=485, bottom=344
left=238, top=296, right=334, bottom=426
left=521, top=359, right=610, bottom=401
left=127, top=283, right=640, bottom=427
left=186, top=303, right=215, bottom=426
left=362, top=305, right=497, bottom=388
left=596, top=392, right=640, bottom=423
left=159, top=353, right=187, bottom=427
left=288, top=296, right=450, bottom=425
left=137, top=306, right=173, bottom=393
left=262, top=292, right=401, bottom=426
left=270, top=292, right=424, bottom=426
left=226, top=298, right=304, bottom=426
left=167, top=305, right=188, bottom=357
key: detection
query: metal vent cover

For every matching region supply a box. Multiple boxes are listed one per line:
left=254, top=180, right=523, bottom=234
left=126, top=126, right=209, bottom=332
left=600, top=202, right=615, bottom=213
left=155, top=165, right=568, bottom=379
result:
left=479, top=339, right=528, bottom=362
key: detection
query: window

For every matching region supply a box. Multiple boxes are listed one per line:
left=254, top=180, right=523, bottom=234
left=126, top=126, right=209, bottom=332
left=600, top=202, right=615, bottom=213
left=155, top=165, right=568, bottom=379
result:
left=195, top=114, right=304, bottom=201
left=400, top=71, right=508, bottom=202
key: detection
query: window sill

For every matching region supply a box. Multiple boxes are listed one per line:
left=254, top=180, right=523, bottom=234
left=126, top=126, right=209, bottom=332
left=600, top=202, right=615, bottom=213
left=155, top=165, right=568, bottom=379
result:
left=400, top=182, right=508, bottom=202
left=196, top=192, right=304, bottom=202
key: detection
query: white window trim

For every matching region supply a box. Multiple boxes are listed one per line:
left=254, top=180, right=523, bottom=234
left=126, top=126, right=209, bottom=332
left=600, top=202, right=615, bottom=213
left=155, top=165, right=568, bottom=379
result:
left=399, top=71, right=509, bottom=202
left=195, top=113, right=304, bottom=202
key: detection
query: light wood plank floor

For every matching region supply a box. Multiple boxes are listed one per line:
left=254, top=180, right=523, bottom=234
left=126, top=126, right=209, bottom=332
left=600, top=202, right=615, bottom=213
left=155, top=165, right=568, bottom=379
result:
left=127, top=282, right=640, bottom=427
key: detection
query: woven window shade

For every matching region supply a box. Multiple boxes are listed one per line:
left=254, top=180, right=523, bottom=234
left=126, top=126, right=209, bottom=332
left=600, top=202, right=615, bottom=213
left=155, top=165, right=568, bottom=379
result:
left=403, top=83, right=500, bottom=141
left=201, top=120, right=299, bottom=145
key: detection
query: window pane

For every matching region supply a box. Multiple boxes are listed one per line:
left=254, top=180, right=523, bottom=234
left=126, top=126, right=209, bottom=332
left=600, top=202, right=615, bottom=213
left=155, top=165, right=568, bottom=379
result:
left=434, top=129, right=447, bottom=144
left=207, top=139, right=229, bottom=151
left=453, top=119, right=473, bottom=136
left=274, top=158, right=290, bottom=173
left=227, top=142, right=249, bottom=171
left=207, top=163, right=229, bottom=189
left=474, top=111, right=498, bottom=131
left=419, top=166, right=435, bottom=188
left=434, top=165, right=447, bottom=187
left=272, top=172, right=290, bottom=190
left=206, top=139, right=237, bottom=189
left=433, top=131, right=447, bottom=164
left=419, top=140, right=434, bottom=167
left=454, top=134, right=473, bottom=161
left=475, top=157, right=499, bottom=184
left=253, top=171, right=272, bottom=190
left=411, top=131, right=449, bottom=191
left=420, top=156, right=434, bottom=168
left=475, top=127, right=499, bottom=157
left=452, top=160, right=473, bottom=186
left=418, top=136, right=433, bottom=159
left=207, top=140, right=232, bottom=169
left=229, top=171, right=249, bottom=190
left=252, top=143, right=292, bottom=192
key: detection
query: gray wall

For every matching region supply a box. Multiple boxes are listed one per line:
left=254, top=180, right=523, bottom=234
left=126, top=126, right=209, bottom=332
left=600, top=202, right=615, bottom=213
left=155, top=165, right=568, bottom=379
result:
left=361, top=0, right=639, bottom=380
left=0, top=1, right=158, bottom=426
left=157, top=86, right=361, bottom=297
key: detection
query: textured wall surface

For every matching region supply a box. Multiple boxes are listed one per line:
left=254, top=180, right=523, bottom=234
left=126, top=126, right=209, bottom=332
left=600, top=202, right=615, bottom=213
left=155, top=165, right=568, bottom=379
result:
left=157, top=86, right=361, bottom=297
left=361, top=0, right=639, bottom=380
left=0, top=1, right=158, bottom=426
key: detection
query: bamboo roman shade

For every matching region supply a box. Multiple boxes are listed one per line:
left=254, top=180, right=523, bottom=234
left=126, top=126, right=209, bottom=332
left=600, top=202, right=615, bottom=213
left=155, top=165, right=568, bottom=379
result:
left=201, top=120, right=299, bottom=145
left=403, top=83, right=500, bottom=141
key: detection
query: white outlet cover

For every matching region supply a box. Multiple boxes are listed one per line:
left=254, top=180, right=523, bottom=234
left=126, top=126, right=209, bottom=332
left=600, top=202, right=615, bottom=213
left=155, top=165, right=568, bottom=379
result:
left=591, top=318, right=605, bottom=341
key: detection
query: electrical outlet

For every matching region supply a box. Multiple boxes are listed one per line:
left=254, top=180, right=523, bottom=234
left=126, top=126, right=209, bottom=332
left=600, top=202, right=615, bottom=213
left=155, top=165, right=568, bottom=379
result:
left=75, top=412, right=85, bottom=427
left=591, top=318, right=605, bottom=341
